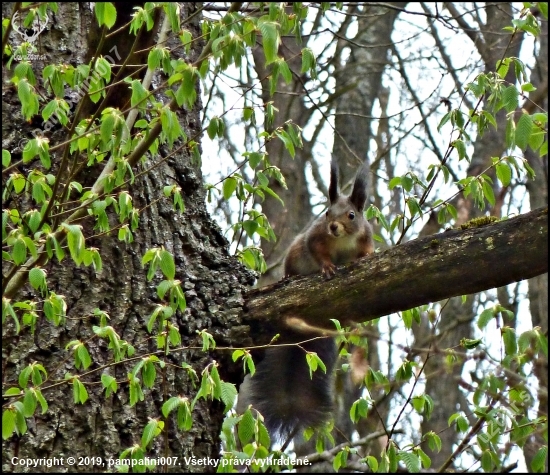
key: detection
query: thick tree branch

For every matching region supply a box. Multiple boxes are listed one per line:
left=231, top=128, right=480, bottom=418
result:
left=243, top=207, right=548, bottom=342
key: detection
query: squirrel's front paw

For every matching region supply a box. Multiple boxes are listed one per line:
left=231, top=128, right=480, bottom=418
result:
left=321, top=262, right=337, bottom=279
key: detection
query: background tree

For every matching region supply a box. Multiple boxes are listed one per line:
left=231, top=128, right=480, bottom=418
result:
left=2, top=2, right=548, bottom=474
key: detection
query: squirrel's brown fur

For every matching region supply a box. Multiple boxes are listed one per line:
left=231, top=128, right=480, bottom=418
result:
left=239, top=159, right=374, bottom=440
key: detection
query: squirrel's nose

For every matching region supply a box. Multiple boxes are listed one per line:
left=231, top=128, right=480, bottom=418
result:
left=330, top=223, right=339, bottom=233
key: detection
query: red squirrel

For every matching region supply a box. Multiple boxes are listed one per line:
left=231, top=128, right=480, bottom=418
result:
left=285, top=159, right=374, bottom=278
left=239, top=159, right=374, bottom=440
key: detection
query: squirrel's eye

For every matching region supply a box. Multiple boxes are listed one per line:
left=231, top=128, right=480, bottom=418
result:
left=348, top=211, right=355, bottom=220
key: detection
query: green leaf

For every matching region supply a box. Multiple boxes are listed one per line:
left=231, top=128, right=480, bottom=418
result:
left=100, top=112, right=115, bottom=146
left=207, top=117, right=219, bottom=140
left=248, top=152, right=263, bottom=169
left=12, top=174, right=26, bottom=194
left=400, top=452, right=421, bottom=473
left=425, top=431, right=442, bottom=452
left=242, top=220, right=259, bottom=238
left=481, top=450, right=494, bottom=472
left=388, top=444, right=398, bottom=473
left=505, top=117, right=516, bottom=149
left=305, top=352, right=327, bottom=378
left=223, top=177, right=238, bottom=200
left=529, top=131, right=545, bottom=152
left=461, top=338, right=482, bottom=350
left=141, top=419, right=162, bottom=448
left=477, top=308, right=495, bottom=330
left=12, top=402, right=27, bottom=436
left=502, top=85, right=519, bottom=113
left=275, top=129, right=295, bottom=157
left=17, top=79, right=39, bottom=120
left=209, top=365, right=221, bottom=400
left=156, top=280, right=171, bottom=299
left=238, top=409, right=256, bottom=444
left=34, top=390, right=48, bottom=414
left=27, top=209, right=41, bottom=233
left=165, top=3, right=180, bottom=32
left=22, top=389, right=37, bottom=417
left=23, top=138, right=39, bottom=163
left=3, top=409, right=16, bottom=440
left=162, top=396, right=181, bottom=417
left=142, top=361, right=156, bottom=388
left=13, top=238, right=27, bottom=265
left=301, top=47, right=316, bottom=77
left=199, top=330, right=216, bottom=351
left=496, top=58, right=510, bottom=79
left=539, top=2, right=548, bottom=19
left=28, top=267, right=47, bottom=292
left=160, top=107, right=184, bottom=145
left=481, top=179, right=495, bottom=206
left=129, top=374, right=144, bottom=406
left=396, top=360, right=413, bottom=382
left=531, top=446, right=547, bottom=473
left=220, top=382, right=237, bottom=413
left=454, top=415, right=468, bottom=432
left=454, top=139, right=468, bottom=160
left=495, top=162, right=512, bottom=186
left=258, top=19, right=280, bottom=65
left=389, top=176, right=402, bottom=189
left=130, top=80, right=148, bottom=110
left=18, top=365, right=32, bottom=389
left=350, top=398, right=369, bottom=423
left=177, top=400, right=193, bottom=431
left=521, top=82, right=536, bottom=92
left=407, top=196, right=422, bottom=218
left=147, top=47, right=162, bottom=71
left=72, top=378, right=89, bottom=404
left=438, top=111, right=452, bottom=131
left=42, top=100, right=58, bottom=122
left=76, top=344, right=92, bottom=370
left=515, top=113, right=533, bottom=150
left=401, top=175, right=413, bottom=192
left=333, top=450, right=348, bottom=471
left=2, top=149, right=11, bottom=167
left=4, top=388, right=22, bottom=397
left=95, top=2, right=117, bottom=29
left=502, top=327, right=517, bottom=355
left=63, top=223, right=85, bottom=265
left=276, top=58, right=292, bottom=83
left=173, top=65, right=198, bottom=108
left=31, top=363, right=46, bottom=386
left=159, top=250, right=175, bottom=280
left=101, top=374, right=118, bottom=396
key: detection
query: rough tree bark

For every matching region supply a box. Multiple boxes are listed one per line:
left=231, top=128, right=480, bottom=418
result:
left=2, top=3, right=254, bottom=473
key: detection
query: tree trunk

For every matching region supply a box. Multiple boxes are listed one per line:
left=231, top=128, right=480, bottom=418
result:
left=2, top=3, right=254, bottom=472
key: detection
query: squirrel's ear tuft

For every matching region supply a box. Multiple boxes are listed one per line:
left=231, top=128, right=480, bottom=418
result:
left=350, top=171, right=368, bottom=212
left=329, top=159, right=339, bottom=204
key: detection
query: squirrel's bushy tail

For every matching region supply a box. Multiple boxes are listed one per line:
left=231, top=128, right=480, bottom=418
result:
left=239, top=336, right=337, bottom=440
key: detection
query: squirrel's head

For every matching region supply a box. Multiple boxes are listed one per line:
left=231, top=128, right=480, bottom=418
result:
left=326, top=159, right=368, bottom=237
left=325, top=195, right=363, bottom=237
